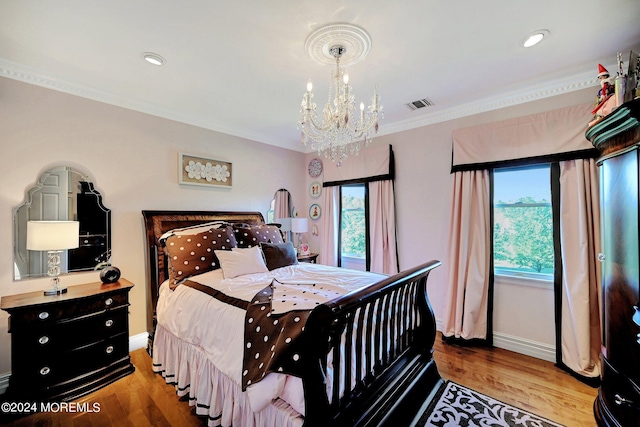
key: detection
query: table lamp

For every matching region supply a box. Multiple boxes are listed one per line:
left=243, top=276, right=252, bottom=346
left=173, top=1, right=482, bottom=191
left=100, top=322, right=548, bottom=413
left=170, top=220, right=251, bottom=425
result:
left=27, top=220, right=80, bottom=295
left=290, top=218, right=308, bottom=253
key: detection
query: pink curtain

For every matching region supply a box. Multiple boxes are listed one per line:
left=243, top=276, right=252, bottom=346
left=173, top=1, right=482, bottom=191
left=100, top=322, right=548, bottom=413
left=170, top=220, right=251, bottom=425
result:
left=319, top=186, right=339, bottom=266
left=368, top=180, right=398, bottom=275
left=558, top=159, right=601, bottom=378
left=442, top=170, right=492, bottom=340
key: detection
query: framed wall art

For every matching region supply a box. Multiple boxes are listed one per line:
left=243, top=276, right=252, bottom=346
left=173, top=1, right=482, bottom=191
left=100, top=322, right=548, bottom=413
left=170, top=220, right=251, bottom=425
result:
left=309, top=203, right=321, bottom=220
left=179, top=153, right=232, bottom=188
left=308, top=158, right=323, bottom=178
left=309, top=181, right=322, bottom=198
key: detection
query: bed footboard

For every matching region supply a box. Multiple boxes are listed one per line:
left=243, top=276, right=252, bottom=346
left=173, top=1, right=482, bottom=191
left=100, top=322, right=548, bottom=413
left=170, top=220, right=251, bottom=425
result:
left=301, top=260, right=443, bottom=427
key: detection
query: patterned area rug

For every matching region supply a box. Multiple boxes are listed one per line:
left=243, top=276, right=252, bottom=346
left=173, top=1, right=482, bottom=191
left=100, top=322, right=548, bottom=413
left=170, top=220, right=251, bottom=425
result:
left=418, top=381, right=565, bottom=427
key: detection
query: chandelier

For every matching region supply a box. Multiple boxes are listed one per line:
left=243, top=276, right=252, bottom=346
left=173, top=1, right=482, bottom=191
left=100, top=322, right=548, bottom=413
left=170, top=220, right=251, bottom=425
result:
left=298, top=24, right=383, bottom=166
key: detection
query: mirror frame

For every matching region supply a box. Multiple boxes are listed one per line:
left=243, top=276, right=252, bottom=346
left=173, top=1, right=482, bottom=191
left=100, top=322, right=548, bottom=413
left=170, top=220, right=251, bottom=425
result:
left=267, top=188, right=294, bottom=222
left=13, top=166, right=111, bottom=281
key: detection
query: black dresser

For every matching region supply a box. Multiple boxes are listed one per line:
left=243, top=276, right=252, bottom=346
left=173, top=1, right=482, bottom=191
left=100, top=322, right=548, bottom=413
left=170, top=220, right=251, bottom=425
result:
left=587, top=98, right=640, bottom=426
left=0, top=279, right=135, bottom=403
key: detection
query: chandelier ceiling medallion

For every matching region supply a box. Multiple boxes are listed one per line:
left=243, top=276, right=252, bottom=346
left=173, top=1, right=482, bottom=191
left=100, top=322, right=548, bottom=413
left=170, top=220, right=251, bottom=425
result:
left=298, top=24, right=383, bottom=166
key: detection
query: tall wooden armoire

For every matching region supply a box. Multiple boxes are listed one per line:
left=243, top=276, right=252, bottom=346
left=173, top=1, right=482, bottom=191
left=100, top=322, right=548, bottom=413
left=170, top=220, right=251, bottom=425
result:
left=587, top=98, right=640, bottom=426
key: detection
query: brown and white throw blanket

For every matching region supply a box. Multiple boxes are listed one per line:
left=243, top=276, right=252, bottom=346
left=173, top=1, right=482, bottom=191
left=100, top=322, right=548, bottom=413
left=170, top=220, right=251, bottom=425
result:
left=184, top=277, right=346, bottom=390
left=242, top=279, right=345, bottom=390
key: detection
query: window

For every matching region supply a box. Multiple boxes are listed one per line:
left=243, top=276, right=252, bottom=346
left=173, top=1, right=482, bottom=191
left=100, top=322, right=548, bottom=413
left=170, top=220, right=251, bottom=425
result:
left=493, top=166, right=554, bottom=279
left=340, top=184, right=367, bottom=270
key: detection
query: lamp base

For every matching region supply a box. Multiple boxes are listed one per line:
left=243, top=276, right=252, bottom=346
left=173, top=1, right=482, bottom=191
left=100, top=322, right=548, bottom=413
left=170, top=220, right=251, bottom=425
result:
left=44, top=271, right=66, bottom=296
left=44, top=286, right=67, bottom=296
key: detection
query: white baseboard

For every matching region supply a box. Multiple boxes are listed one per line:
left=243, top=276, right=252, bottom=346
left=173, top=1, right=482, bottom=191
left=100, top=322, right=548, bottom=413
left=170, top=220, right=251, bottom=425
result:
left=129, top=332, right=149, bottom=352
left=435, top=318, right=556, bottom=363
left=0, top=333, right=150, bottom=397
left=493, top=332, right=556, bottom=363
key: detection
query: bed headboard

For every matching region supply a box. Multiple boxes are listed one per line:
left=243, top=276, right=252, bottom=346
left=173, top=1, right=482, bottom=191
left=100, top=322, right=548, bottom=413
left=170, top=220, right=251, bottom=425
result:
left=141, top=210, right=265, bottom=346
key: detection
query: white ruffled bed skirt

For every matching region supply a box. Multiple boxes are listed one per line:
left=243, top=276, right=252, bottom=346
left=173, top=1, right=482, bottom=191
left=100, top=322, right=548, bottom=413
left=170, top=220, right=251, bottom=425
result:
left=152, top=325, right=304, bottom=427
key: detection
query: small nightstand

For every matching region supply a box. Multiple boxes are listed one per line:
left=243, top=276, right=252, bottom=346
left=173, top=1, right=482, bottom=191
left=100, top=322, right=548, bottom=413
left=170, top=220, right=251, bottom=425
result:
left=297, top=253, right=319, bottom=263
left=0, top=279, right=135, bottom=402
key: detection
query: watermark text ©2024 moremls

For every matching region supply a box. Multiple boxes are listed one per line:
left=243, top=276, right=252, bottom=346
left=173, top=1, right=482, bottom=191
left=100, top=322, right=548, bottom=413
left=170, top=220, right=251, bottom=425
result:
left=1, top=401, right=101, bottom=414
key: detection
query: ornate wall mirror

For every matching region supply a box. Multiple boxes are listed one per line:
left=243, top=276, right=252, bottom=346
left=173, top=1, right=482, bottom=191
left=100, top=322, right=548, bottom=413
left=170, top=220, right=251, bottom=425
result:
left=267, top=188, right=293, bottom=223
left=13, top=166, right=111, bottom=280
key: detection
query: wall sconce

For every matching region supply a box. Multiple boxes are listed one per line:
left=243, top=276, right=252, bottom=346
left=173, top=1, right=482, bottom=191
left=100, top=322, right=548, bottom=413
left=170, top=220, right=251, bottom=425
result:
left=27, top=221, right=79, bottom=295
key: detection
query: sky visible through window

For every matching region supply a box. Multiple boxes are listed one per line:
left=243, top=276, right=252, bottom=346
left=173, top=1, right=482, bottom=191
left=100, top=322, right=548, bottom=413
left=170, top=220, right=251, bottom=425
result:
left=341, top=185, right=363, bottom=198
left=494, top=167, right=550, bottom=203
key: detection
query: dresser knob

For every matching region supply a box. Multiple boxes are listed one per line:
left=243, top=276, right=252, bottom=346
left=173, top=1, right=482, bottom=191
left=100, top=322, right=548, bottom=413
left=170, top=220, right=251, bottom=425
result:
left=38, top=311, right=50, bottom=320
left=38, top=336, right=49, bottom=345
left=105, top=297, right=113, bottom=306
left=40, top=366, right=50, bottom=376
left=105, top=345, right=114, bottom=354
left=105, top=319, right=114, bottom=327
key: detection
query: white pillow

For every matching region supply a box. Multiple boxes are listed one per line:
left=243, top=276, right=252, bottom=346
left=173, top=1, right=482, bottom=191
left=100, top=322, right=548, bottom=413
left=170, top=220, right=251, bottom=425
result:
left=215, top=246, right=268, bottom=279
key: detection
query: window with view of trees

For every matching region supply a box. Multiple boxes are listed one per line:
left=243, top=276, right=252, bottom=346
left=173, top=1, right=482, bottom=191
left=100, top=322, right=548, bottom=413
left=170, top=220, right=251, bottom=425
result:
left=493, top=166, right=554, bottom=278
left=340, top=184, right=367, bottom=262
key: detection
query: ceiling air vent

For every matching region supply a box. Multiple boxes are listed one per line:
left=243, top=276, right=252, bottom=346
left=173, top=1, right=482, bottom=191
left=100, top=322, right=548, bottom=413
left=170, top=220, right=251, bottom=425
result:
left=405, top=98, right=434, bottom=110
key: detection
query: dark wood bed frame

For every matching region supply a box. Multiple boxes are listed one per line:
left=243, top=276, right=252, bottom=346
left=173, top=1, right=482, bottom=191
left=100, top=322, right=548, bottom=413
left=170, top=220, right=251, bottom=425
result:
left=142, top=210, right=444, bottom=427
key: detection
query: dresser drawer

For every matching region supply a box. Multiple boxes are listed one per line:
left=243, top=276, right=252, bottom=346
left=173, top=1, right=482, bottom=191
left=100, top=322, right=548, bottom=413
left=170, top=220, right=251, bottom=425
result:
left=7, top=291, right=129, bottom=331
left=12, top=332, right=130, bottom=388
left=600, top=357, right=640, bottom=426
left=12, top=306, right=128, bottom=353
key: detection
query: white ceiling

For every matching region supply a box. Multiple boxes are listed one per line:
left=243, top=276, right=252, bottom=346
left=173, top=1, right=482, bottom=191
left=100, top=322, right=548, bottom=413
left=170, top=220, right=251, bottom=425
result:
left=1, top=1, right=639, bottom=153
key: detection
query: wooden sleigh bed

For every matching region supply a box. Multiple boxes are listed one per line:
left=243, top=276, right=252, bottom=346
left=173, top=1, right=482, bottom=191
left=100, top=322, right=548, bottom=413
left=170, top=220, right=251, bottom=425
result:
left=142, top=210, right=444, bottom=427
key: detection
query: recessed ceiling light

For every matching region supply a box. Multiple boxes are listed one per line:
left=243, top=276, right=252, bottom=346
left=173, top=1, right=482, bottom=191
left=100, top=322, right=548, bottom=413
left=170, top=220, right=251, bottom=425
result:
left=522, top=30, right=549, bottom=48
left=143, top=52, right=165, bottom=66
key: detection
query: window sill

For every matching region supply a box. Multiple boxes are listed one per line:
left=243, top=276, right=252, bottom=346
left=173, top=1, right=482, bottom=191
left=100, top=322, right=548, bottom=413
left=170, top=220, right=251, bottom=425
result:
left=342, top=254, right=365, bottom=260
left=341, top=255, right=366, bottom=271
left=494, top=273, right=554, bottom=290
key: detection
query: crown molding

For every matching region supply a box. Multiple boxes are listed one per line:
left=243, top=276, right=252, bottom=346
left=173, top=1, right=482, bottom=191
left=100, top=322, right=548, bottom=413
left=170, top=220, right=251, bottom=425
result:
left=377, top=71, right=598, bottom=138
left=1, top=59, right=598, bottom=153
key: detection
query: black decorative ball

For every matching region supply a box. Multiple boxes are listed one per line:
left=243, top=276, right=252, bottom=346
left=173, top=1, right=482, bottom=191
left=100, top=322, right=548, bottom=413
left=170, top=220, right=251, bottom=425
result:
left=100, top=266, right=121, bottom=284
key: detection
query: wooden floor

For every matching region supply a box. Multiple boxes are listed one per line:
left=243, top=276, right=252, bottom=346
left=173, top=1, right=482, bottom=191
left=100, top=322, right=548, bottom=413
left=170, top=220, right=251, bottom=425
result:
left=1, top=337, right=598, bottom=426
left=433, top=338, right=598, bottom=427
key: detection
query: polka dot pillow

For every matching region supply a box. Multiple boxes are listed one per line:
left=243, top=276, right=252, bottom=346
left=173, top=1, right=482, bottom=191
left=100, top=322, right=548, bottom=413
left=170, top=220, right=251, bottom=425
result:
left=233, top=224, right=284, bottom=248
left=164, top=226, right=237, bottom=288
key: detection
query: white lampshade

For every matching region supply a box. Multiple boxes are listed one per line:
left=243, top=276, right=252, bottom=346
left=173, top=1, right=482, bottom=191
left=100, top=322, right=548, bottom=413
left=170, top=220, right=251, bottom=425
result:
left=290, top=218, right=308, bottom=233
left=27, top=221, right=80, bottom=251
left=277, top=218, right=292, bottom=232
